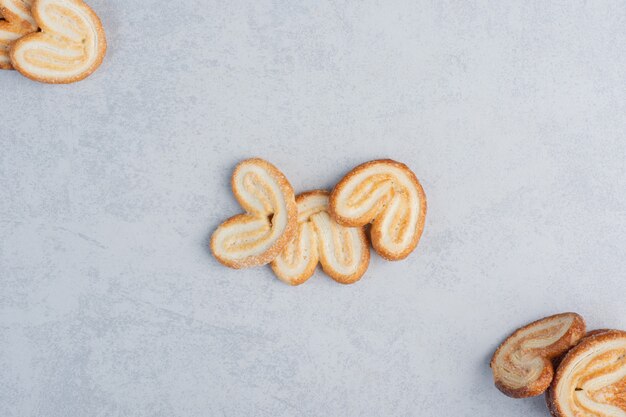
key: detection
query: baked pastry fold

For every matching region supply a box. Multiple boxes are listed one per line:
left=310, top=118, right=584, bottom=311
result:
left=491, top=313, right=586, bottom=398
left=271, top=190, right=370, bottom=285
left=10, top=0, right=106, bottom=83
left=548, top=330, right=626, bottom=417
left=211, top=159, right=297, bottom=269
left=329, top=159, right=426, bottom=260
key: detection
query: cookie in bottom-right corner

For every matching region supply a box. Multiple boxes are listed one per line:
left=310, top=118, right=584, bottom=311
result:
left=547, top=329, right=626, bottom=417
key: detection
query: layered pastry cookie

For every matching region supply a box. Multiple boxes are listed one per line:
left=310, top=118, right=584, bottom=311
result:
left=271, top=190, right=370, bottom=285
left=0, top=0, right=37, bottom=70
left=491, top=313, right=586, bottom=398
left=329, top=159, right=427, bottom=260
left=211, top=159, right=297, bottom=269
left=10, top=0, right=106, bottom=83
left=548, top=330, right=626, bottom=417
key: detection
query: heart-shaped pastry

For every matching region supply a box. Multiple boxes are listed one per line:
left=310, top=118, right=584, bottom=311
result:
left=210, top=158, right=297, bottom=269
left=10, top=0, right=106, bottom=83
left=0, top=0, right=37, bottom=70
left=547, top=330, right=626, bottom=417
left=329, top=159, right=427, bottom=260
left=271, top=190, right=370, bottom=286
left=491, top=313, right=586, bottom=398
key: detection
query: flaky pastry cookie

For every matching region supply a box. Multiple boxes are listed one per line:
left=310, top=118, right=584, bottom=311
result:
left=491, top=313, right=586, bottom=398
left=10, top=0, right=106, bottom=83
left=329, top=159, right=427, bottom=260
left=0, top=0, right=37, bottom=70
left=271, top=190, right=370, bottom=286
left=547, top=330, right=626, bottom=417
left=211, top=159, right=297, bottom=269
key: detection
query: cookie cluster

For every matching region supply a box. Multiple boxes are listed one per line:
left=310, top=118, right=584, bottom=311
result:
left=210, top=158, right=427, bottom=285
left=0, top=0, right=106, bottom=83
left=491, top=313, right=626, bottom=417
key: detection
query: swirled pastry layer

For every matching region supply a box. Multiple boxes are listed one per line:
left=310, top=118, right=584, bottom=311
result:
left=0, top=0, right=36, bottom=70
left=10, top=0, right=106, bottom=83
left=491, top=313, right=586, bottom=398
left=329, top=159, right=426, bottom=260
left=211, top=159, right=297, bottom=269
left=271, top=190, right=370, bottom=285
left=548, top=330, right=626, bottom=417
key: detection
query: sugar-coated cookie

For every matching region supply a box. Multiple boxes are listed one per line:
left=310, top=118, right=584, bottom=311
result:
left=211, top=159, right=297, bottom=269
left=547, top=330, right=626, bottom=417
left=10, top=0, right=106, bottom=83
left=0, top=0, right=37, bottom=70
left=271, top=190, right=370, bottom=285
left=491, top=313, right=586, bottom=398
left=329, top=159, right=427, bottom=260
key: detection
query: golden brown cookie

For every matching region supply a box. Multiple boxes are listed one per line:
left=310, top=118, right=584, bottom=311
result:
left=211, top=159, right=297, bottom=269
left=491, top=313, right=586, bottom=398
left=271, top=190, right=370, bottom=286
left=0, top=0, right=37, bottom=70
left=10, top=0, right=106, bottom=83
left=329, top=159, right=427, bottom=260
left=547, top=330, right=626, bottom=417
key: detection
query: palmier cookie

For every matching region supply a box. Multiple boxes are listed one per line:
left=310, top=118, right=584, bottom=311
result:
left=547, top=330, right=626, bottom=417
left=329, top=159, right=427, bottom=260
left=0, top=0, right=37, bottom=70
left=10, top=0, right=106, bottom=83
left=211, top=159, right=297, bottom=269
left=491, top=313, right=586, bottom=398
left=271, top=190, right=370, bottom=286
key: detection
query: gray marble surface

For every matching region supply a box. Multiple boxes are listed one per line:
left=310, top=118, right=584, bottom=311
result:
left=2, top=1, right=626, bottom=416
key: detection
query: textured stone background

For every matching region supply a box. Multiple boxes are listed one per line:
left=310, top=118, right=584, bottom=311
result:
left=1, top=1, right=625, bottom=416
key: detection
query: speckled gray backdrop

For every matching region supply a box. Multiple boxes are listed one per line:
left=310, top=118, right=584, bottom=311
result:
left=1, top=1, right=625, bottom=416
